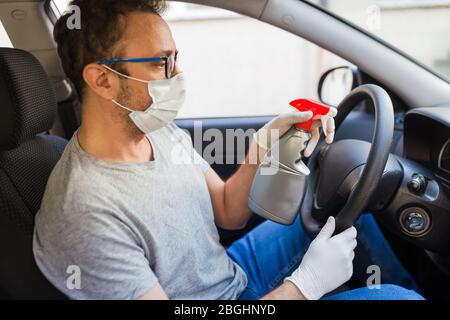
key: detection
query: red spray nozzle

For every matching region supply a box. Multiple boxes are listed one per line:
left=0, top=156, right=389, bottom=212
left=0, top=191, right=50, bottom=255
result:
left=289, top=98, right=331, bottom=131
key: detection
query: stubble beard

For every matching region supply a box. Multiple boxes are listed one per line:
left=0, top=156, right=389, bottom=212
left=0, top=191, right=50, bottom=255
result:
left=113, top=81, right=147, bottom=140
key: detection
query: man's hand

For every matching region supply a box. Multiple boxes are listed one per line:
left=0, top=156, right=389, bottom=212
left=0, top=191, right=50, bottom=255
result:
left=253, top=105, right=337, bottom=157
left=204, top=105, right=337, bottom=230
left=253, top=108, right=313, bottom=151
left=304, top=107, right=337, bottom=157
left=284, top=216, right=357, bottom=300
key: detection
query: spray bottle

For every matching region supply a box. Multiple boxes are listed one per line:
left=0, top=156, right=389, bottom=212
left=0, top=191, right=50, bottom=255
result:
left=248, top=99, right=331, bottom=225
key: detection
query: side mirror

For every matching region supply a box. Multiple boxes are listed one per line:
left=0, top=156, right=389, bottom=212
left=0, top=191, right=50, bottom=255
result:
left=318, top=65, right=361, bottom=107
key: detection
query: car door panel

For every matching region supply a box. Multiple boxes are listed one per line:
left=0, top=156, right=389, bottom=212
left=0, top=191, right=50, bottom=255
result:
left=176, top=116, right=272, bottom=180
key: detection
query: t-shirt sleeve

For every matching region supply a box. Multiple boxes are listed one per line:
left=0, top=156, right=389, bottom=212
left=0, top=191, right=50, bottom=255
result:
left=33, top=210, right=158, bottom=300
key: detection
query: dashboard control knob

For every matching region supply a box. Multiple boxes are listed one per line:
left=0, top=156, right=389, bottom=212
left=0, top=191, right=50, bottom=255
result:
left=399, top=207, right=431, bottom=237
left=407, top=174, right=426, bottom=194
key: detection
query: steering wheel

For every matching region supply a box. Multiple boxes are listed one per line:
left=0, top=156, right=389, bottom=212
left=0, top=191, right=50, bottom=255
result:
left=301, top=84, right=395, bottom=236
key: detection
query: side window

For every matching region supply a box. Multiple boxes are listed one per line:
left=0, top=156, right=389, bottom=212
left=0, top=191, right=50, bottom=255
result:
left=0, top=20, right=13, bottom=47
left=166, top=3, right=349, bottom=119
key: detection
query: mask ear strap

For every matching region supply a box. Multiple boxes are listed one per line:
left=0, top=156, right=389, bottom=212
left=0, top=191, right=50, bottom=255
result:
left=112, top=99, right=135, bottom=113
left=101, top=64, right=148, bottom=84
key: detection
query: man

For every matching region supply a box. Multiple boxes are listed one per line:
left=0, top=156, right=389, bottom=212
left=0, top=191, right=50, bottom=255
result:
left=33, top=0, right=423, bottom=300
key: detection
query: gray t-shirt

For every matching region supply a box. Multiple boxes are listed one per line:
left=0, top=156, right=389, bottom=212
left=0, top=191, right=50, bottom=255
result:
left=33, top=122, right=247, bottom=300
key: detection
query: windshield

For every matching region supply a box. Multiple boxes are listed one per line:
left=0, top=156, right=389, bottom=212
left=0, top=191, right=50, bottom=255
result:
left=308, top=0, right=450, bottom=82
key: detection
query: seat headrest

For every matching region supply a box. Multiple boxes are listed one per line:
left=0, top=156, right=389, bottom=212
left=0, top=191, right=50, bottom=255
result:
left=0, top=48, right=57, bottom=151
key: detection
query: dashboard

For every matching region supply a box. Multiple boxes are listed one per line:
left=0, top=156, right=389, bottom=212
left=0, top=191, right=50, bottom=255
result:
left=438, top=139, right=450, bottom=176
left=372, top=106, right=450, bottom=256
left=404, top=106, right=450, bottom=185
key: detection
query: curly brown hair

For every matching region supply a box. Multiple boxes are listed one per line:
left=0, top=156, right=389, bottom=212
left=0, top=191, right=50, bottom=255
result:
left=53, top=0, right=166, bottom=101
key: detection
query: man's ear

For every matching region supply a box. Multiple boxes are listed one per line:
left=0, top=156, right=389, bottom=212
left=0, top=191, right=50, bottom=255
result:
left=83, top=63, right=119, bottom=100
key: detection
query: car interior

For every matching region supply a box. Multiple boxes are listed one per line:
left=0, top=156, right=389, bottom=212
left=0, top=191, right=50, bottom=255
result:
left=0, top=0, right=450, bottom=300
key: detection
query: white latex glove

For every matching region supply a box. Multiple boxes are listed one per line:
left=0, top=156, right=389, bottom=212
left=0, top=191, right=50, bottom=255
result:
left=304, top=107, right=337, bottom=157
left=284, top=216, right=357, bottom=300
left=253, top=106, right=337, bottom=157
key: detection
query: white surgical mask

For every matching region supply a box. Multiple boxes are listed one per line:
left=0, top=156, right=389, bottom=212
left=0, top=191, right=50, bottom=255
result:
left=102, top=65, right=186, bottom=134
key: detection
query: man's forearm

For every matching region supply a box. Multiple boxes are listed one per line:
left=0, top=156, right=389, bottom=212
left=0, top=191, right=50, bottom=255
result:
left=221, top=140, right=265, bottom=229
left=261, top=281, right=307, bottom=300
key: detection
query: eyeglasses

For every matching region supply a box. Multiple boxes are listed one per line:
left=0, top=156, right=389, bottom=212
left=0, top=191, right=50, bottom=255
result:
left=97, top=51, right=179, bottom=79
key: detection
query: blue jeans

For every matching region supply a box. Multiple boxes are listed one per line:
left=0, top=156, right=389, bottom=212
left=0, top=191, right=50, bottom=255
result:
left=227, top=214, right=424, bottom=300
